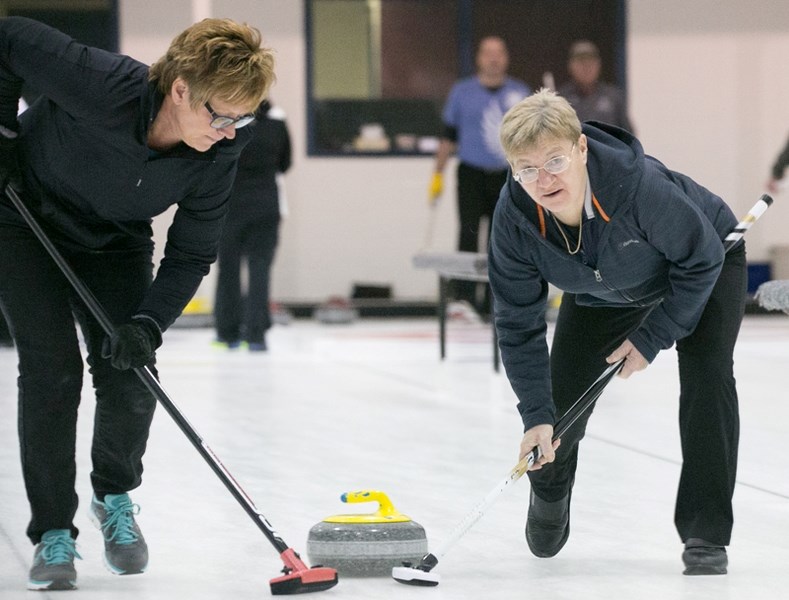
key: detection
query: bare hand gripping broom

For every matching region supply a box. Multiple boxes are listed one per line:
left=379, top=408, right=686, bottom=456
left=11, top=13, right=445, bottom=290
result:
left=393, top=193, right=773, bottom=587
left=6, top=185, right=338, bottom=596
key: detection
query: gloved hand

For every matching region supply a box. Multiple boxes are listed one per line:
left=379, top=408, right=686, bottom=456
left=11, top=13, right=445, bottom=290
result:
left=0, top=123, right=23, bottom=193
left=102, top=315, right=163, bottom=370
left=428, top=172, right=443, bottom=204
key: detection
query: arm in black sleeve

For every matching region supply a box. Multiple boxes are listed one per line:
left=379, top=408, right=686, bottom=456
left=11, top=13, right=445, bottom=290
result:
left=488, top=197, right=555, bottom=431
left=771, top=137, right=789, bottom=180
left=0, top=18, right=27, bottom=130
left=442, top=125, right=458, bottom=143
left=278, top=120, right=292, bottom=174
left=136, top=160, right=237, bottom=330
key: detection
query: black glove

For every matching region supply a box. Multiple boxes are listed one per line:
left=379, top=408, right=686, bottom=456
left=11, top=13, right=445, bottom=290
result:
left=103, top=316, right=163, bottom=370
left=0, top=123, right=23, bottom=193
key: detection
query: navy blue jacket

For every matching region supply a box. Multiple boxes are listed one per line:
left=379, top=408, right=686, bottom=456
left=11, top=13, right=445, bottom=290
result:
left=489, top=122, right=739, bottom=431
left=0, top=17, right=251, bottom=330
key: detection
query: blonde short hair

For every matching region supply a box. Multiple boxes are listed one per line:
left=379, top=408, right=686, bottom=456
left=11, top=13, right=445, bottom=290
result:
left=149, top=18, right=275, bottom=112
left=499, top=88, right=581, bottom=161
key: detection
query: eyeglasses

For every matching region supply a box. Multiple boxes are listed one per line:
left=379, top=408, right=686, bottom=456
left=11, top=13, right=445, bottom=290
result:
left=513, top=144, right=576, bottom=184
left=204, top=102, right=255, bottom=129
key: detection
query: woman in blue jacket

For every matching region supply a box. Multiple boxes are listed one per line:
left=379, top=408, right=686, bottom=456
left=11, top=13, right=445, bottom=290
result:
left=489, top=89, right=746, bottom=576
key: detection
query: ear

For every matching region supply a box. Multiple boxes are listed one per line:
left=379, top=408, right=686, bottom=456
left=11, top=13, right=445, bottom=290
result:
left=578, top=134, right=588, bottom=157
left=171, top=77, right=189, bottom=106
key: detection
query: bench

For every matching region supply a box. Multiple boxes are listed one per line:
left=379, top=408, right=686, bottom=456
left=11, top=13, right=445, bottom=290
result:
left=412, top=251, right=499, bottom=372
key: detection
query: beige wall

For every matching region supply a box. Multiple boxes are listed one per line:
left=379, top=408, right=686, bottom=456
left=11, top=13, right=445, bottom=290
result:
left=312, top=0, right=374, bottom=99
left=120, top=0, right=789, bottom=307
left=628, top=0, right=789, bottom=269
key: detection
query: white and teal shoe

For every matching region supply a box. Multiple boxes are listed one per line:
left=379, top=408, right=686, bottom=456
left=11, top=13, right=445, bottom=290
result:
left=89, top=493, right=148, bottom=575
left=28, top=529, right=81, bottom=591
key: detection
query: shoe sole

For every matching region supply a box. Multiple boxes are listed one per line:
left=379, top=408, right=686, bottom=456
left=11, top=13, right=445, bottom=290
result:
left=28, top=578, right=77, bottom=591
left=88, top=504, right=148, bottom=576
left=682, top=565, right=728, bottom=575
left=526, top=522, right=570, bottom=558
left=101, top=553, right=147, bottom=576
left=683, top=565, right=727, bottom=576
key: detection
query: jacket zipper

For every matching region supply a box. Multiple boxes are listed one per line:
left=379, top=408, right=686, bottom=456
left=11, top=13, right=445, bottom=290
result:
left=593, top=268, right=638, bottom=303
left=136, top=158, right=150, bottom=187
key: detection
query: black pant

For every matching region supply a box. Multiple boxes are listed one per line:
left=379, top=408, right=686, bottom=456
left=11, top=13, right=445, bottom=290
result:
left=454, top=163, right=507, bottom=312
left=528, top=245, right=746, bottom=546
left=0, top=224, right=158, bottom=544
left=0, top=308, right=12, bottom=346
left=214, top=215, right=279, bottom=345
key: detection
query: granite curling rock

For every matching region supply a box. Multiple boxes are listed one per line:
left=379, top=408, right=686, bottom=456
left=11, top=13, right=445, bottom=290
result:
left=307, top=490, right=428, bottom=576
left=313, top=296, right=358, bottom=324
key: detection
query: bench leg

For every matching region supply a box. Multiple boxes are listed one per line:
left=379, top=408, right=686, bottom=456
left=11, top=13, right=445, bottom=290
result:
left=492, top=321, right=500, bottom=372
left=439, top=276, right=448, bottom=360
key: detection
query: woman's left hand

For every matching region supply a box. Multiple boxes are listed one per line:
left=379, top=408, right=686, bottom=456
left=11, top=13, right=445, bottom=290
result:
left=606, top=339, right=648, bottom=379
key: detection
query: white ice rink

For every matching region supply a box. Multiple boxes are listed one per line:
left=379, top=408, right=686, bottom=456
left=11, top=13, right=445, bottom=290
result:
left=1, top=314, right=788, bottom=599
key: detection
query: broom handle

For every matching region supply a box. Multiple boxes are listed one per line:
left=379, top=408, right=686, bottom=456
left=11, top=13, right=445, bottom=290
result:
left=5, top=185, right=292, bottom=555
left=724, top=194, right=772, bottom=251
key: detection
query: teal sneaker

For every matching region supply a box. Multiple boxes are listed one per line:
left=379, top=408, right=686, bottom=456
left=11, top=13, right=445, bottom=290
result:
left=89, top=493, right=148, bottom=575
left=28, top=529, right=81, bottom=591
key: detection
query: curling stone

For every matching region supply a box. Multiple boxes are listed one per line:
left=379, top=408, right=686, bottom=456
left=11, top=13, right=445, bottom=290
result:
left=313, top=296, right=358, bottom=324
left=307, top=490, right=428, bottom=577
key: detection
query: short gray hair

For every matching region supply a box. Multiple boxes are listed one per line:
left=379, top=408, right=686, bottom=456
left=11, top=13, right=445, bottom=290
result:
left=499, top=88, right=581, bottom=161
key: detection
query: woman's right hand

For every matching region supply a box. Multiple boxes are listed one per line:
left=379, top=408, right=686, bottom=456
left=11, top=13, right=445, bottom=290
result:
left=519, top=424, right=559, bottom=471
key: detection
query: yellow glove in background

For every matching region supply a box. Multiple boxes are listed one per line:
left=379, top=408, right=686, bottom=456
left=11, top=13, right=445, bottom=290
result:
left=428, top=172, right=443, bottom=204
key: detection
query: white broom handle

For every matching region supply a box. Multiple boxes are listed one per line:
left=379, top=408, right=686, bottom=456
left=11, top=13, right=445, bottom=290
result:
left=723, top=194, right=772, bottom=251
left=431, top=360, right=623, bottom=560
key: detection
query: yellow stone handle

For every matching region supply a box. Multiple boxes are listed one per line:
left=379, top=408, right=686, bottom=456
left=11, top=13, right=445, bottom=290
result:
left=341, top=490, right=398, bottom=519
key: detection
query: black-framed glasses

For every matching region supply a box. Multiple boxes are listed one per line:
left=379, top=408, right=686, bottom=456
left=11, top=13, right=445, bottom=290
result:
left=513, top=143, right=576, bottom=185
left=204, top=102, right=255, bottom=129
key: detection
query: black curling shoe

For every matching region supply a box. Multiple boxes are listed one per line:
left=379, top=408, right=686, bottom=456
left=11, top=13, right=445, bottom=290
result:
left=682, top=538, right=728, bottom=575
left=525, top=490, right=571, bottom=558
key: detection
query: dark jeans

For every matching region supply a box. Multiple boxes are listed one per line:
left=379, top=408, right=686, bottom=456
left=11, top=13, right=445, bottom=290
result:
left=528, top=244, right=747, bottom=546
left=0, top=224, right=158, bottom=544
left=454, top=163, right=507, bottom=313
left=214, top=215, right=279, bottom=345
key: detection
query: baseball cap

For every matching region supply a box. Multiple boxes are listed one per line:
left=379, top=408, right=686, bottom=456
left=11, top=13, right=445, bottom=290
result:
left=569, top=40, right=600, bottom=60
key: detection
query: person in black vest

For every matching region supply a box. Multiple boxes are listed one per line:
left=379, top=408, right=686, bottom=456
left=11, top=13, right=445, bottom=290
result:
left=214, top=100, right=292, bottom=351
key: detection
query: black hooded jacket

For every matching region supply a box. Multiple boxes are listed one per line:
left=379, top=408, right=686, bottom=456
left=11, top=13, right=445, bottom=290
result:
left=489, top=122, right=739, bottom=430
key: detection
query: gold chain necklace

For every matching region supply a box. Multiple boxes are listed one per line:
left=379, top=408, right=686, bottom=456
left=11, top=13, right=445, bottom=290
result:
left=551, top=212, right=583, bottom=255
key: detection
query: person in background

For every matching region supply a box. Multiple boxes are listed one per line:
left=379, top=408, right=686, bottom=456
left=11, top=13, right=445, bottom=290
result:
left=213, top=100, right=292, bottom=352
left=428, top=36, right=530, bottom=321
left=765, top=135, right=789, bottom=193
left=490, top=89, right=745, bottom=576
left=0, top=16, right=274, bottom=591
left=558, top=40, right=634, bottom=132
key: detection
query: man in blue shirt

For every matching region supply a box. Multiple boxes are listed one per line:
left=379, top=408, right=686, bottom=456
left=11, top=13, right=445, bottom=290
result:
left=428, top=36, right=530, bottom=319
